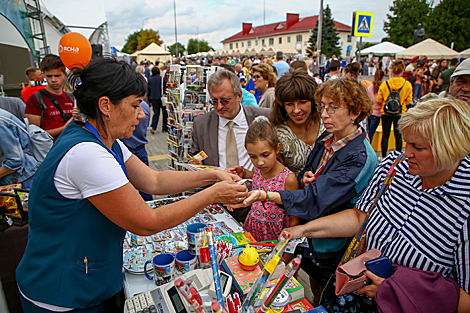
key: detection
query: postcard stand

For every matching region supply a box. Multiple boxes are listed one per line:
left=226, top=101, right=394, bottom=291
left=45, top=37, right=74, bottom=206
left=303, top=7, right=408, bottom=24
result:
left=166, top=65, right=213, bottom=172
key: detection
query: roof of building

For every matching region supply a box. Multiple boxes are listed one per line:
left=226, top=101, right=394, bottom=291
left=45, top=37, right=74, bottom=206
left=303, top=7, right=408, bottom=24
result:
left=222, top=14, right=352, bottom=43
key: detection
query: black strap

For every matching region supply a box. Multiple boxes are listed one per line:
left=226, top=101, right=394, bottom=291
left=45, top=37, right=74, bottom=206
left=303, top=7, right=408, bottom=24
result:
left=33, top=92, right=47, bottom=125
left=386, top=81, right=404, bottom=93
left=38, top=89, right=72, bottom=123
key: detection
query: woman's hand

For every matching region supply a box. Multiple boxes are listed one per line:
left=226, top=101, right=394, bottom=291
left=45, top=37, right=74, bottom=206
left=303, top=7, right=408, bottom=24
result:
left=215, top=170, right=241, bottom=183
left=224, top=189, right=264, bottom=209
left=227, top=166, right=244, bottom=178
left=301, top=171, right=316, bottom=187
left=209, top=181, right=248, bottom=204
left=282, top=225, right=306, bottom=240
left=356, top=271, right=385, bottom=299
left=188, top=159, right=202, bottom=165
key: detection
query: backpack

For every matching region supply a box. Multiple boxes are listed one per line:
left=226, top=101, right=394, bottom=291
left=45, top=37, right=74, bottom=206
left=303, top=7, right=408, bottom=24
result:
left=0, top=116, right=53, bottom=162
left=33, top=90, right=74, bottom=124
left=384, top=81, right=403, bottom=117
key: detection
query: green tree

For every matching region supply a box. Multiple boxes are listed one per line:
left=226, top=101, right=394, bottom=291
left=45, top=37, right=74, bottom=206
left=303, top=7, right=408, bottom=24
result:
left=383, top=0, right=431, bottom=47
left=427, top=0, right=470, bottom=52
left=122, top=29, right=163, bottom=54
left=306, top=5, right=341, bottom=58
left=168, top=42, right=186, bottom=57
left=187, top=38, right=213, bottom=55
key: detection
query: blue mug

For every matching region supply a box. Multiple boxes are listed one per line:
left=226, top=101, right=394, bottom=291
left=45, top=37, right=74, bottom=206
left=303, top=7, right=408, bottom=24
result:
left=144, top=253, right=175, bottom=286
left=175, top=249, right=197, bottom=274
left=186, top=223, right=207, bottom=254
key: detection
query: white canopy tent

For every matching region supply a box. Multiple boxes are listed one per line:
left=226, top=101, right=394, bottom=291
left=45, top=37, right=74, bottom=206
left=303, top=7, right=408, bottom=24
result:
left=396, top=38, right=458, bottom=60
left=136, top=42, right=171, bottom=63
left=359, top=42, right=405, bottom=55
left=459, top=48, right=470, bottom=59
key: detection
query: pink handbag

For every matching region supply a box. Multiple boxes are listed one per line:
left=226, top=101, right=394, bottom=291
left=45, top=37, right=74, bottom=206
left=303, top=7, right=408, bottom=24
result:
left=335, top=249, right=382, bottom=296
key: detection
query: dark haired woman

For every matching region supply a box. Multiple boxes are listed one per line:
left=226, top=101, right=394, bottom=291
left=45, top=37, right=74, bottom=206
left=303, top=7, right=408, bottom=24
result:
left=16, top=58, right=247, bottom=312
left=233, top=78, right=378, bottom=306
left=148, top=66, right=168, bottom=133
left=269, top=69, right=324, bottom=176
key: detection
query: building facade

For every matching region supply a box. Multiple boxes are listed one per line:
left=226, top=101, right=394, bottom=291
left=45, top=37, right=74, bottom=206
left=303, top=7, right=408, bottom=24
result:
left=221, top=13, right=356, bottom=60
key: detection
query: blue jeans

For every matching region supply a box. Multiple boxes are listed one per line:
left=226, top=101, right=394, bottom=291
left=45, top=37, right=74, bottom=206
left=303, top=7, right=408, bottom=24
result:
left=368, top=115, right=381, bottom=142
left=128, top=145, right=153, bottom=201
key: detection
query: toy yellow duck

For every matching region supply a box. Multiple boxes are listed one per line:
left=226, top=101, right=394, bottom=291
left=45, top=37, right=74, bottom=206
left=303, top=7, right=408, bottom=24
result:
left=238, top=244, right=260, bottom=271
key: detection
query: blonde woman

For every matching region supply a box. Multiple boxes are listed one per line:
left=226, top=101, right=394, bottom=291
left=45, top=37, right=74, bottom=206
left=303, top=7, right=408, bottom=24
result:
left=252, top=63, right=277, bottom=109
left=284, top=98, right=470, bottom=311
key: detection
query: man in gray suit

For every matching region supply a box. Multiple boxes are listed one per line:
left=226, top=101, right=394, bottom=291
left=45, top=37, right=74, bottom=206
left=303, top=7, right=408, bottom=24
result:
left=189, top=69, right=269, bottom=168
left=189, top=69, right=269, bottom=222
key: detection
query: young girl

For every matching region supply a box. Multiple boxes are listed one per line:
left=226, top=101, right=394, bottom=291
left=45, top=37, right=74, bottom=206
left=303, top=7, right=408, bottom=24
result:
left=229, top=116, right=299, bottom=241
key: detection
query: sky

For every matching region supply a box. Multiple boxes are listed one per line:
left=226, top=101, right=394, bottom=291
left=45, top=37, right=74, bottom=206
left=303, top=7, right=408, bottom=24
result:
left=41, top=0, right=397, bottom=51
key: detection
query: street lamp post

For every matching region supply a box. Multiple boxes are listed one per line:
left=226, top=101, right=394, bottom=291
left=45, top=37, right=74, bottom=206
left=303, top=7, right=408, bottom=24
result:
left=192, top=25, right=199, bottom=53
left=142, top=17, right=151, bottom=30
left=173, top=0, right=178, bottom=58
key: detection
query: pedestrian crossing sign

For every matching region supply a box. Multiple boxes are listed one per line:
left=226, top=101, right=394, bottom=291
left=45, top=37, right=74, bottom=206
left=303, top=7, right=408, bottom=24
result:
left=352, top=11, right=374, bottom=37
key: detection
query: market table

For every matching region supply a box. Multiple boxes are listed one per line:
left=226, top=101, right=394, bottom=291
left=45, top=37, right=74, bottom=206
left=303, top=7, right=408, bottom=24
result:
left=122, top=199, right=244, bottom=299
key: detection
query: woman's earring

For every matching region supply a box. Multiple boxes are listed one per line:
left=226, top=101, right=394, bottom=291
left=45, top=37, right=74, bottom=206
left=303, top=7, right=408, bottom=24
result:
left=351, top=119, right=355, bottom=124
left=105, top=114, right=111, bottom=121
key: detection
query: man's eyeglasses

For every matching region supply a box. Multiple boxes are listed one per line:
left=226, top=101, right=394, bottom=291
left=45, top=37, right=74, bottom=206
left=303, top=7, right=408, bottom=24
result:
left=252, top=74, right=261, bottom=81
left=209, top=94, right=236, bottom=105
left=316, top=106, right=345, bottom=114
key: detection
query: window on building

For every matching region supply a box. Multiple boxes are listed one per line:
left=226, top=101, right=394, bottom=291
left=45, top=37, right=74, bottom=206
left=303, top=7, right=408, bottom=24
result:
left=255, top=40, right=258, bottom=46
left=347, top=35, right=352, bottom=43
left=296, top=35, right=302, bottom=42
left=279, top=37, right=282, bottom=44
left=269, top=38, right=274, bottom=45
left=248, top=41, right=251, bottom=47
left=242, top=42, right=244, bottom=48
left=346, top=50, right=351, bottom=57
left=230, top=43, right=233, bottom=49
left=287, top=36, right=291, bottom=43
left=262, top=39, right=265, bottom=46
left=236, top=43, right=238, bottom=48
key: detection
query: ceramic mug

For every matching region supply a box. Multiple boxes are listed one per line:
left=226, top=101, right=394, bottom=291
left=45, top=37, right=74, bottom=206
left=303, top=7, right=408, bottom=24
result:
left=175, top=249, right=197, bottom=274
left=144, top=253, right=175, bottom=286
left=186, top=223, right=207, bottom=254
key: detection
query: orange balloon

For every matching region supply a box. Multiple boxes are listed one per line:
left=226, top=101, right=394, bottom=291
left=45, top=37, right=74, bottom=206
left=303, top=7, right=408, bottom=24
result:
left=58, top=32, right=92, bottom=70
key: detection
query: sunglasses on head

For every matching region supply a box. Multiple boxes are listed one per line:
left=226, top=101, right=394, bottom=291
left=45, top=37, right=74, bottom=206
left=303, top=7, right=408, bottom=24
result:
left=252, top=74, right=261, bottom=80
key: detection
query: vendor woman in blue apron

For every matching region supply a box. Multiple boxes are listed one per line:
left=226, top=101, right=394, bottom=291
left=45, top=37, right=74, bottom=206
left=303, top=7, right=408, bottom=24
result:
left=16, top=57, right=248, bottom=312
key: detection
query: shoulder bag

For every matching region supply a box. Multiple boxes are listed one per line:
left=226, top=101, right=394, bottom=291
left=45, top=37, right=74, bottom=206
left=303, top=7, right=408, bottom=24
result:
left=320, top=153, right=406, bottom=313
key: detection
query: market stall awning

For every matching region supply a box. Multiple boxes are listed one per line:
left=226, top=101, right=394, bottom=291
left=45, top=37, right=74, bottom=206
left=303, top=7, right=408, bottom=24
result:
left=459, top=48, right=470, bottom=59
left=396, top=38, right=458, bottom=60
left=360, top=42, right=405, bottom=56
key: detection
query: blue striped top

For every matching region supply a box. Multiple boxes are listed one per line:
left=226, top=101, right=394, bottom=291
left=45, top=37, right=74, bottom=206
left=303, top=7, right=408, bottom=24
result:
left=356, top=151, right=470, bottom=292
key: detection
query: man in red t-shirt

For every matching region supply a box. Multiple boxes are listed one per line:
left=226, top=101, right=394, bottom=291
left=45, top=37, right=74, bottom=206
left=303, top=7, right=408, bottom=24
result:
left=25, top=55, right=74, bottom=140
left=21, top=67, right=46, bottom=103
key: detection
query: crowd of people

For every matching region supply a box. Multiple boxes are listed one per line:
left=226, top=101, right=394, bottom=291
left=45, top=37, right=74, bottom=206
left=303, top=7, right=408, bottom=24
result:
left=1, top=50, right=470, bottom=312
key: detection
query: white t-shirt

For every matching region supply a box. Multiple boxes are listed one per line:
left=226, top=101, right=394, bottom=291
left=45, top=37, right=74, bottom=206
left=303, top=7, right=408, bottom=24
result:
left=22, top=140, right=132, bottom=311
left=54, top=140, right=132, bottom=199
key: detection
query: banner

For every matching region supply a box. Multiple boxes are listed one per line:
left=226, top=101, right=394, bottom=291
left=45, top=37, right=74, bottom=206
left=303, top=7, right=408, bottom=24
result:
left=0, top=0, right=36, bottom=58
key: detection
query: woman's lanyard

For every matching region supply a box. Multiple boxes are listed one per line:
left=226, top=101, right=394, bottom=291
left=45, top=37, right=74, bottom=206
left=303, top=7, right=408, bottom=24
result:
left=84, top=122, right=128, bottom=178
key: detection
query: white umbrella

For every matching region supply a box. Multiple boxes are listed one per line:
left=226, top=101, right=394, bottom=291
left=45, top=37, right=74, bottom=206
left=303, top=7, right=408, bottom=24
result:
left=360, top=42, right=405, bottom=56
left=396, top=38, right=458, bottom=59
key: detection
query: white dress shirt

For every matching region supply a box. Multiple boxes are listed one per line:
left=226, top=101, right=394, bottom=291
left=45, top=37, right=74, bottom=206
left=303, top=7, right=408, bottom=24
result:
left=218, top=106, right=253, bottom=170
